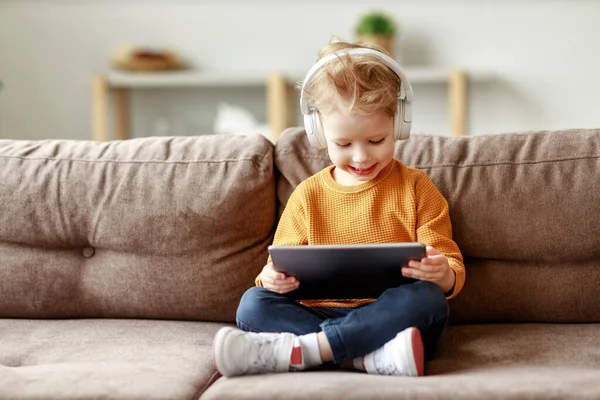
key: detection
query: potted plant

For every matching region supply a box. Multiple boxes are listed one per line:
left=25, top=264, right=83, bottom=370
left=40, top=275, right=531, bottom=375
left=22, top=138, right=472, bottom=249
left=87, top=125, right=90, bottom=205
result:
left=355, top=11, right=398, bottom=58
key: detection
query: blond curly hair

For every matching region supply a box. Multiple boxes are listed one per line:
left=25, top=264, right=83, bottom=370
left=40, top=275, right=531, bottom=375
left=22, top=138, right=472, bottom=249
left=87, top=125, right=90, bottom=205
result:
left=299, top=37, right=401, bottom=117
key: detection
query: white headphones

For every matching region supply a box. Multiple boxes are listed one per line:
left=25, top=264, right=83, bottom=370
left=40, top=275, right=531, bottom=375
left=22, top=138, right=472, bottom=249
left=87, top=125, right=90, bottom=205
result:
left=299, top=48, right=413, bottom=149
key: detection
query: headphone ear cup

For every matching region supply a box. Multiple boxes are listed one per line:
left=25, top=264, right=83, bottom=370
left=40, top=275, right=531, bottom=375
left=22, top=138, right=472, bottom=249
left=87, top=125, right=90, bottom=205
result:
left=304, top=113, right=316, bottom=146
left=304, top=111, right=327, bottom=149
left=312, top=112, right=327, bottom=149
left=304, top=112, right=319, bottom=148
left=395, top=99, right=411, bottom=140
left=393, top=99, right=402, bottom=140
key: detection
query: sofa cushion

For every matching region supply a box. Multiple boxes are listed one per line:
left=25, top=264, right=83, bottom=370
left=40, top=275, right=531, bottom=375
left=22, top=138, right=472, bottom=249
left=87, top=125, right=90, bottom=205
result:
left=0, top=135, right=275, bottom=321
left=274, top=128, right=600, bottom=323
left=200, top=323, right=600, bottom=400
left=0, top=318, right=225, bottom=400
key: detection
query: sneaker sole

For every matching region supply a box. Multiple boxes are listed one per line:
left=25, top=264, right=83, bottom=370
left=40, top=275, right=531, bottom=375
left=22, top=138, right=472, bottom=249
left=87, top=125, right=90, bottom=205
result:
left=406, top=327, right=425, bottom=377
left=212, top=326, right=235, bottom=377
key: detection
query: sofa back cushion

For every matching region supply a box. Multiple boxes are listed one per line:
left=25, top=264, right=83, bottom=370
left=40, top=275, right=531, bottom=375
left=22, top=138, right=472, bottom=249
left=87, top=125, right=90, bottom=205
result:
left=0, top=135, right=275, bottom=322
left=274, top=127, right=600, bottom=323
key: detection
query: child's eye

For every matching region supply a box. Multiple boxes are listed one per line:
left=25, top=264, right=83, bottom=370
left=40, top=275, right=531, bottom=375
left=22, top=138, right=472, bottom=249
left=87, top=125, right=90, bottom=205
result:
left=335, top=142, right=351, bottom=148
left=370, top=138, right=385, bottom=145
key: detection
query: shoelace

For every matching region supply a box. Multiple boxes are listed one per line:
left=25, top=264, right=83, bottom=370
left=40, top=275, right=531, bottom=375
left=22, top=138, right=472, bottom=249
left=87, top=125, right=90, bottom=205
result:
left=249, top=335, right=281, bottom=372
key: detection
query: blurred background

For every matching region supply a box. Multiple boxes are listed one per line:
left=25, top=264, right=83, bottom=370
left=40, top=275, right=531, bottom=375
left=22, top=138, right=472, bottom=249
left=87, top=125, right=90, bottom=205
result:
left=0, top=0, right=599, bottom=141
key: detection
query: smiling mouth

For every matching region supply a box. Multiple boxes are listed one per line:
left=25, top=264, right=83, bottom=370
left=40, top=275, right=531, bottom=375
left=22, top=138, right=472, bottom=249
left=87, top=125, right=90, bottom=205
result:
left=349, top=164, right=376, bottom=176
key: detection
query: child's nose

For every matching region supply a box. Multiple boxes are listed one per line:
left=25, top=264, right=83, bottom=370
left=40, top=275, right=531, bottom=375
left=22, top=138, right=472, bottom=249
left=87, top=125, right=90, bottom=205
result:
left=353, top=147, right=370, bottom=163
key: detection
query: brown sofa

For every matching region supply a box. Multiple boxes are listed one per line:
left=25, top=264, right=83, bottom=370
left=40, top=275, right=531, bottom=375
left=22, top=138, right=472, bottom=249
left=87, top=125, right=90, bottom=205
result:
left=1, top=127, right=599, bottom=400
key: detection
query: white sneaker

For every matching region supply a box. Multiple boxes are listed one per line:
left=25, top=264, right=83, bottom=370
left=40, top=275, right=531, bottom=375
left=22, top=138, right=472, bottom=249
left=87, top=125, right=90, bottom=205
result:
left=212, top=327, right=297, bottom=377
left=361, top=327, right=424, bottom=376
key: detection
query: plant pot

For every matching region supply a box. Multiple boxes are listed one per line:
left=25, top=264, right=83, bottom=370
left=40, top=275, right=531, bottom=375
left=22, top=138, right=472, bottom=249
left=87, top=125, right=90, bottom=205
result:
left=356, top=35, right=396, bottom=58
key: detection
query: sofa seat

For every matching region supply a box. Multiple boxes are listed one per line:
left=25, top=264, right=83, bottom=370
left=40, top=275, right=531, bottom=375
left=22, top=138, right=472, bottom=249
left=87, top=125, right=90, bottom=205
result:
left=201, top=323, right=600, bottom=400
left=2, top=321, right=599, bottom=400
left=0, top=319, right=226, bottom=400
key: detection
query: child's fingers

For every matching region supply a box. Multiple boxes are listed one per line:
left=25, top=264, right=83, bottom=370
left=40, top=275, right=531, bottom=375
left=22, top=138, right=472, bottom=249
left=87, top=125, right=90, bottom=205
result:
left=263, top=263, right=284, bottom=280
left=260, top=275, right=276, bottom=288
left=426, top=246, right=441, bottom=256
left=265, top=279, right=299, bottom=294
left=260, top=272, right=277, bottom=286
left=416, top=261, right=444, bottom=273
left=422, top=255, right=446, bottom=265
left=408, top=259, right=441, bottom=272
left=263, top=264, right=293, bottom=282
left=262, top=273, right=298, bottom=290
left=402, top=266, right=444, bottom=281
left=403, top=266, right=430, bottom=280
left=278, top=276, right=298, bottom=285
left=274, top=281, right=300, bottom=294
left=263, top=272, right=285, bottom=283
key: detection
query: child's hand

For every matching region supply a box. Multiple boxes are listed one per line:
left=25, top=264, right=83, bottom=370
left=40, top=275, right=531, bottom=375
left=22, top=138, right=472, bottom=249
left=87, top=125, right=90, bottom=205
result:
left=260, top=262, right=300, bottom=294
left=402, top=246, right=455, bottom=293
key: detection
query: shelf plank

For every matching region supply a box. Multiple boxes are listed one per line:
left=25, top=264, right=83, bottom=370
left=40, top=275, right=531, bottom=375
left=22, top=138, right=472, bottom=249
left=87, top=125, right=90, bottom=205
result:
left=266, top=68, right=496, bottom=85
left=106, top=68, right=496, bottom=88
left=107, top=70, right=268, bottom=88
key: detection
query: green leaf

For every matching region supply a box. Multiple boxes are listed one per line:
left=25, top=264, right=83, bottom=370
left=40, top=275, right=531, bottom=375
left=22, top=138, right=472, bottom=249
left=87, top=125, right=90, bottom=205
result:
left=355, top=12, right=397, bottom=36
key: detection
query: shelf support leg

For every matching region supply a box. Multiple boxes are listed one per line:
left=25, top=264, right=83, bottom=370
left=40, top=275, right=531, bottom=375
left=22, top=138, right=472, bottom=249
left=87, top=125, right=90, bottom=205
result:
left=114, top=88, right=130, bottom=140
left=267, top=72, right=295, bottom=143
left=449, top=69, right=467, bottom=137
left=92, top=75, right=108, bottom=141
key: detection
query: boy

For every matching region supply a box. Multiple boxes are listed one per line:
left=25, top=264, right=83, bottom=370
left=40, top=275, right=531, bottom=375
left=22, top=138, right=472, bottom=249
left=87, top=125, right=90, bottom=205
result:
left=212, top=39, right=465, bottom=377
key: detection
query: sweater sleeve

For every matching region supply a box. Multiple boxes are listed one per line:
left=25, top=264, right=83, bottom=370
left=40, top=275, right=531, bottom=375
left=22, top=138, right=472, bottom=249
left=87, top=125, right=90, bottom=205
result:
left=414, top=171, right=466, bottom=299
left=255, top=188, right=309, bottom=287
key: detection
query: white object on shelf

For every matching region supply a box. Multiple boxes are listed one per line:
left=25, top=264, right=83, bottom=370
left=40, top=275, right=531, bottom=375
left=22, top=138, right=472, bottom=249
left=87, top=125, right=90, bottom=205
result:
left=214, top=102, right=272, bottom=143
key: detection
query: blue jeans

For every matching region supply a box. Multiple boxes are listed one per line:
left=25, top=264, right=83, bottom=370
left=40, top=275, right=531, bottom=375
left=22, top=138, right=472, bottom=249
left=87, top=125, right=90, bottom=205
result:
left=236, top=280, right=449, bottom=364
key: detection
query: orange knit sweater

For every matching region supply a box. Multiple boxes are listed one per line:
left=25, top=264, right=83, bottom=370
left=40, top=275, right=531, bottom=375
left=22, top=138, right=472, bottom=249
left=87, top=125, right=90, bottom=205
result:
left=256, top=159, right=465, bottom=308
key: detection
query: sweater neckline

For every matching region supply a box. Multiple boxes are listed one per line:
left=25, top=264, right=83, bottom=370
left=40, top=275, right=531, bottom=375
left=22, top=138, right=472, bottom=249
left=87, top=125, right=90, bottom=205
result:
left=321, top=160, right=396, bottom=193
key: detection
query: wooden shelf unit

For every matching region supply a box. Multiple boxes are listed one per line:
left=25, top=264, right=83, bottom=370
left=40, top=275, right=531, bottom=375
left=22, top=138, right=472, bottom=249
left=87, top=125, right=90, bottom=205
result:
left=92, top=68, right=495, bottom=142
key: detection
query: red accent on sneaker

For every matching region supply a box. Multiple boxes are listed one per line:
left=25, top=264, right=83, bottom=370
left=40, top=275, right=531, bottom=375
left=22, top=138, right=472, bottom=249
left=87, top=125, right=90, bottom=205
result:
left=411, top=328, right=425, bottom=376
left=361, top=355, right=366, bottom=372
left=290, top=346, right=303, bottom=365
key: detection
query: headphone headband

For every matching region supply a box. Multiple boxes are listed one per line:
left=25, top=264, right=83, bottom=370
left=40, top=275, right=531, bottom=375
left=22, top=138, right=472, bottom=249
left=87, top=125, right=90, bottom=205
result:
left=299, top=48, right=413, bottom=116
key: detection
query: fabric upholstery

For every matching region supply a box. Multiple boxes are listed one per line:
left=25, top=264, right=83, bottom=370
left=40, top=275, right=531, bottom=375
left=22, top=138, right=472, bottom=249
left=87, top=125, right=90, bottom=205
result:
left=0, top=135, right=275, bottom=321
left=201, top=323, right=600, bottom=400
left=274, top=127, right=600, bottom=323
left=0, top=318, right=226, bottom=400
left=2, top=128, right=600, bottom=400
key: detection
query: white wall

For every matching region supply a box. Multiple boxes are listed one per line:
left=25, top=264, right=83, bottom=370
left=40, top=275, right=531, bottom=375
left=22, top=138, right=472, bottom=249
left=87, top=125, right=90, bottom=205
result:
left=0, top=0, right=599, bottom=140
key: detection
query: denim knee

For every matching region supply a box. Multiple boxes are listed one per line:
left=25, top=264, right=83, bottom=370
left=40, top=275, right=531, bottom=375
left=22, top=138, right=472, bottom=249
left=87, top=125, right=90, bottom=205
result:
left=411, top=281, right=450, bottom=360
left=381, top=280, right=449, bottom=324
left=236, top=286, right=272, bottom=328
left=413, top=281, right=450, bottom=320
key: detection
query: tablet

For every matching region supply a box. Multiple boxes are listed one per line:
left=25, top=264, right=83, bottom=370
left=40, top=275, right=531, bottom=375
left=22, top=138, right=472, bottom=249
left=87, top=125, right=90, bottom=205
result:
left=268, top=242, right=426, bottom=300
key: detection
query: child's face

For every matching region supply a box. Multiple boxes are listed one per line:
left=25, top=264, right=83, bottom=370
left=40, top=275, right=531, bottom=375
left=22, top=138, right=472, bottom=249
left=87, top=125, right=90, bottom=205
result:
left=320, top=107, right=395, bottom=186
